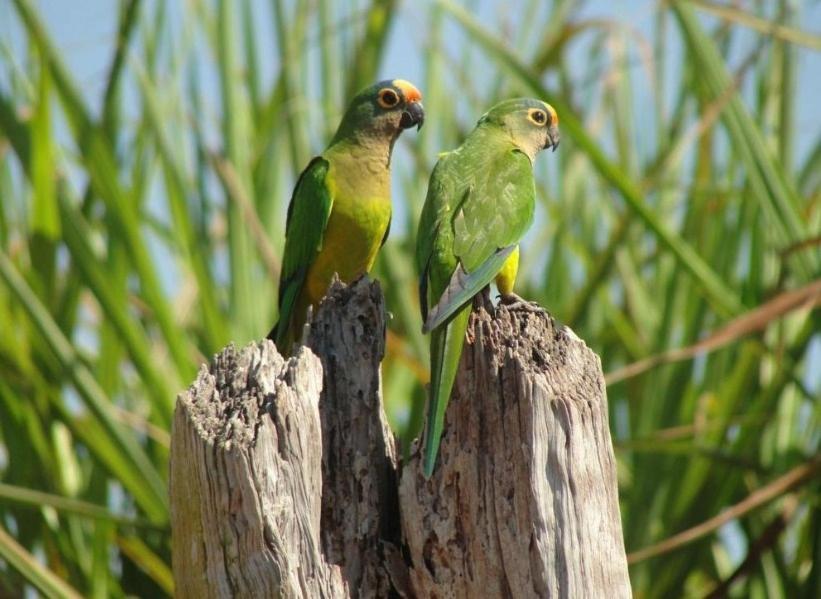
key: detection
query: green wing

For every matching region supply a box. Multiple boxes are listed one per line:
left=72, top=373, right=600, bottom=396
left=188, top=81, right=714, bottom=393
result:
left=417, top=146, right=536, bottom=477
left=416, top=157, right=453, bottom=323
left=269, top=157, right=333, bottom=347
left=420, top=149, right=535, bottom=331
left=422, top=244, right=516, bottom=333
left=452, top=149, right=535, bottom=270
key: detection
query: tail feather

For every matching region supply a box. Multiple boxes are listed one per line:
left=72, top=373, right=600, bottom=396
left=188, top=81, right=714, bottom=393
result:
left=423, top=244, right=515, bottom=333
left=422, top=304, right=471, bottom=477
left=268, top=292, right=309, bottom=355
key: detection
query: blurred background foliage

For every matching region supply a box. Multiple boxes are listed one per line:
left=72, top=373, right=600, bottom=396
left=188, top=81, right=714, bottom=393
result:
left=0, top=0, right=819, bottom=596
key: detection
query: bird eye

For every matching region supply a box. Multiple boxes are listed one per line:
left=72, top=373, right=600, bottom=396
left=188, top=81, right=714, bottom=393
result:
left=377, top=88, right=400, bottom=108
left=528, top=109, right=548, bottom=126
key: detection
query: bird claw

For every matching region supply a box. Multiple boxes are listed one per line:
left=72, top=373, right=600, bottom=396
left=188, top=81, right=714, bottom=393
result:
left=498, top=292, right=544, bottom=314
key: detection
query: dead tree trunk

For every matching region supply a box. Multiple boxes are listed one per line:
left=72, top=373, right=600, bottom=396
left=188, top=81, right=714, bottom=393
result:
left=170, top=279, right=631, bottom=598
left=400, top=293, right=631, bottom=597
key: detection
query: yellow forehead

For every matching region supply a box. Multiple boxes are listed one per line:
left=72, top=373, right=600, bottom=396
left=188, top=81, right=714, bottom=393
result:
left=545, top=104, right=558, bottom=125
left=392, top=79, right=422, bottom=103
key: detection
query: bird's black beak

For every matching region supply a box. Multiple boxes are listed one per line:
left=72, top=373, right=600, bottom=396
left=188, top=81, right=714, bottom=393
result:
left=546, top=124, right=560, bottom=152
left=400, top=101, right=425, bottom=131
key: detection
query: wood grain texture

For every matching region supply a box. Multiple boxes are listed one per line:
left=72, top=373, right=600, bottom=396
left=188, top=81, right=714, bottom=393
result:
left=170, top=342, right=346, bottom=598
left=399, top=295, right=631, bottom=598
left=170, top=280, right=630, bottom=598
left=307, top=278, right=400, bottom=596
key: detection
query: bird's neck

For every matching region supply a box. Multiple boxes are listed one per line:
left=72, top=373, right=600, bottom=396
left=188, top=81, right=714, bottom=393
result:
left=328, top=131, right=397, bottom=170
left=469, top=124, right=535, bottom=163
left=325, top=136, right=393, bottom=200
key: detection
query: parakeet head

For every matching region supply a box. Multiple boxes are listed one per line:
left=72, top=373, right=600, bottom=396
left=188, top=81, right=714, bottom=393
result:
left=331, top=79, right=424, bottom=146
left=478, top=98, right=560, bottom=161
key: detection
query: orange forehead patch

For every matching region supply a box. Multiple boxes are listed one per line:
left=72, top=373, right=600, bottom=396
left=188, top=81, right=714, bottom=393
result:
left=393, top=79, right=422, bottom=103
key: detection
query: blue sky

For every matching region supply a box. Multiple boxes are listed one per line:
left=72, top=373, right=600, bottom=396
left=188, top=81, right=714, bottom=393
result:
left=2, top=1, right=819, bottom=392
left=6, top=0, right=820, bottom=163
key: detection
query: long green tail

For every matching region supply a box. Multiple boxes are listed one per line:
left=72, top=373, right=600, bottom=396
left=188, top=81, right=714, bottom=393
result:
left=423, top=303, right=471, bottom=477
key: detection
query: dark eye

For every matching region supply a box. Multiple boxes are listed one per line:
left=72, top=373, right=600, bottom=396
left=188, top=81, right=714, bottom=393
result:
left=529, top=109, right=547, bottom=125
left=377, top=88, right=400, bottom=108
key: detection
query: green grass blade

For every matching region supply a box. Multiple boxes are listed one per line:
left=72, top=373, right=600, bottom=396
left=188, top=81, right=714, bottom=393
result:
left=58, top=196, right=176, bottom=422
left=0, top=524, right=84, bottom=599
left=100, top=0, right=143, bottom=138
left=117, top=535, right=174, bottom=596
left=437, top=0, right=744, bottom=316
left=689, top=0, right=821, bottom=51
left=0, top=250, right=168, bottom=522
left=133, top=62, right=228, bottom=351
left=218, top=0, right=260, bottom=342
left=29, top=49, right=57, bottom=240
left=673, top=3, right=816, bottom=277
left=28, top=46, right=59, bottom=300
left=272, top=0, right=310, bottom=169
left=0, top=483, right=163, bottom=530
left=344, top=0, right=398, bottom=97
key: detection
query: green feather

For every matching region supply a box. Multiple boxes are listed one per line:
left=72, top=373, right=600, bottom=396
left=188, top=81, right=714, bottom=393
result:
left=422, top=244, right=515, bottom=333
left=268, top=157, right=332, bottom=350
left=423, top=303, right=470, bottom=477
left=417, top=98, right=556, bottom=477
left=269, top=79, right=424, bottom=353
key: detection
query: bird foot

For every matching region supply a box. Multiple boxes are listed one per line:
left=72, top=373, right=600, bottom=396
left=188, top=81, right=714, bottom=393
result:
left=498, top=292, right=544, bottom=314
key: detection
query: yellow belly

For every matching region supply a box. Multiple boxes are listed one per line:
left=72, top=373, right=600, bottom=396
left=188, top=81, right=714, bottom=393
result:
left=495, top=245, right=519, bottom=296
left=304, top=196, right=391, bottom=304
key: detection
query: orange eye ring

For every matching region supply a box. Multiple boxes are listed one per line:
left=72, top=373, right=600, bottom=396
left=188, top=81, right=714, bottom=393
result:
left=528, top=108, right=548, bottom=126
left=377, top=88, right=400, bottom=108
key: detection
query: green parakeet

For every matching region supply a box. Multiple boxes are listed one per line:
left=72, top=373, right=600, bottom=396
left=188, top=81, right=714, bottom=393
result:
left=416, top=98, right=560, bottom=477
left=268, top=79, right=424, bottom=353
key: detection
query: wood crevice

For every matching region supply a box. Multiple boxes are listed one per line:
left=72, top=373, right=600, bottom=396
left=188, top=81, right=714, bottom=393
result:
left=170, top=277, right=630, bottom=598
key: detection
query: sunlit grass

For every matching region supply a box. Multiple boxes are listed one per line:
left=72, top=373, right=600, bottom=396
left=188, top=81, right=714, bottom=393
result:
left=0, top=0, right=819, bottom=596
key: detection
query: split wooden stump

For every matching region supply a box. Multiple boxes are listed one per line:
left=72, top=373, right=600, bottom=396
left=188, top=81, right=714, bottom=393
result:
left=170, top=278, right=631, bottom=598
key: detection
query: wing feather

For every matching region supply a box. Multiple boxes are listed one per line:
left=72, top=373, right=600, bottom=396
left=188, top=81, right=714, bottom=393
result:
left=269, top=157, right=333, bottom=346
left=452, top=149, right=535, bottom=271
left=422, top=245, right=516, bottom=332
left=416, top=147, right=536, bottom=326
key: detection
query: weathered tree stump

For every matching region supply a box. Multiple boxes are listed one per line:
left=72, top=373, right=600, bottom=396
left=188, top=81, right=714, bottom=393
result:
left=169, top=278, right=631, bottom=598
left=400, top=294, right=631, bottom=597
left=306, top=279, right=400, bottom=596
left=169, top=343, right=346, bottom=597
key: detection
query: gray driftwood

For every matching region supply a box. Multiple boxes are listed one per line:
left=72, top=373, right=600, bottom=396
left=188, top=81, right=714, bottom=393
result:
left=306, top=279, right=400, bottom=596
left=170, top=278, right=631, bottom=598
left=169, top=342, right=346, bottom=597
left=400, top=293, right=631, bottom=597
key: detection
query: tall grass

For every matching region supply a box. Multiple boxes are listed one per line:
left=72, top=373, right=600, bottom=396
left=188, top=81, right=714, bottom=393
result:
left=1, top=0, right=819, bottom=596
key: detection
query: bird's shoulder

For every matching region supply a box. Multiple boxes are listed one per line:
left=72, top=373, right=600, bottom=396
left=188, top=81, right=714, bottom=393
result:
left=285, top=156, right=332, bottom=232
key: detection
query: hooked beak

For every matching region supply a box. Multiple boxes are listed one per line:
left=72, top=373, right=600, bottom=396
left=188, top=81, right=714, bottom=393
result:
left=400, top=101, right=425, bottom=131
left=546, top=124, right=560, bottom=152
